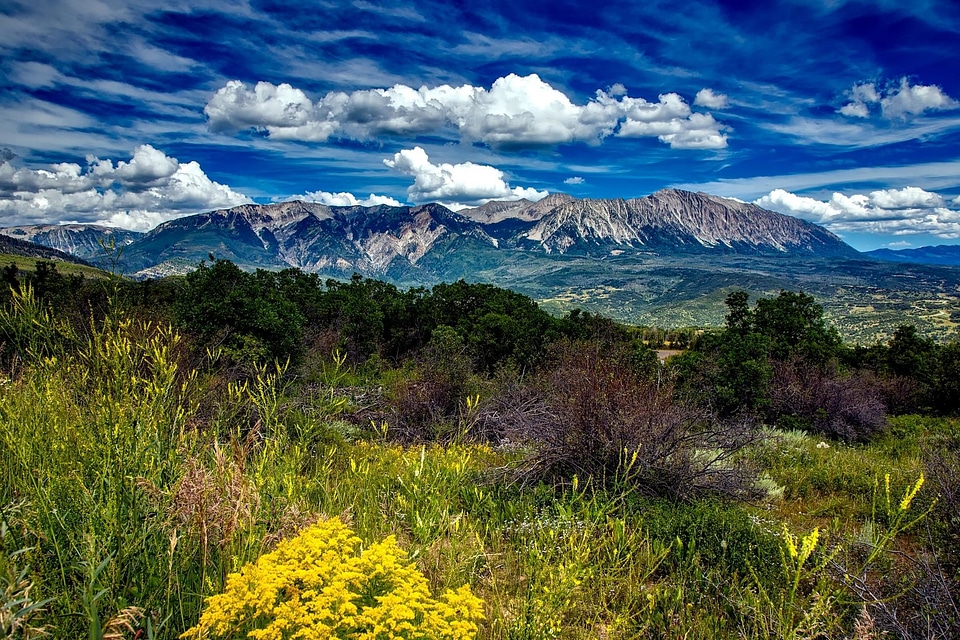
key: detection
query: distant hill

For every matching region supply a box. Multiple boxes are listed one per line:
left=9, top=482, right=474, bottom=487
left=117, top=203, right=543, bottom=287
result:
left=864, top=245, right=960, bottom=267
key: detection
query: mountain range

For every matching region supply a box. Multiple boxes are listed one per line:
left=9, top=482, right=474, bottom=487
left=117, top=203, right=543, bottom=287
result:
left=863, top=245, right=960, bottom=267
left=2, top=188, right=958, bottom=343
left=2, top=188, right=858, bottom=279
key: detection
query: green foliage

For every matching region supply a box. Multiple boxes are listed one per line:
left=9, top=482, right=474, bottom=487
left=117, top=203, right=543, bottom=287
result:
left=424, top=280, right=558, bottom=373
left=752, top=290, right=841, bottom=363
left=676, top=290, right=887, bottom=435
left=0, top=516, right=52, bottom=638
left=174, top=260, right=305, bottom=365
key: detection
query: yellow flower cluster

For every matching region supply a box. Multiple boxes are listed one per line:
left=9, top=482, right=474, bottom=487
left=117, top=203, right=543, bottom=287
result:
left=181, top=517, right=484, bottom=640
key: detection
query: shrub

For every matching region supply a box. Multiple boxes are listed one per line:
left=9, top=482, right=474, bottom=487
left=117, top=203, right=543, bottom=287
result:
left=182, top=516, right=484, bottom=639
left=384, top=326, right=477, bottom=442
left=766, top=360, right=887, bottom=442
left=507, top=340, right=759, bottom=500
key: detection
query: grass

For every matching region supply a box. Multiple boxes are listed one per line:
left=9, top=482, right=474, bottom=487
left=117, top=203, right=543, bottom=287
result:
left=0, top=289, right=953, bottom=638
left=0, top=253, right=109, bottom=279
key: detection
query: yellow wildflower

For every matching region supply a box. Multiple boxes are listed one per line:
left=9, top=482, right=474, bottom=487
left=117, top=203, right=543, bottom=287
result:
left=181, top=517, right=483, bottom=639
left=899, top=473, right=924, bottom=512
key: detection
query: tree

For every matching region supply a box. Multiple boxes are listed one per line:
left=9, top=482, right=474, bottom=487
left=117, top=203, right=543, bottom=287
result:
left=886, top=324, right=935, bottom=381
left=751, top=290, right=841, bottom=363
left=174, top=260, right=304, bottom=364
left=724, top=290, right=752, bottom=334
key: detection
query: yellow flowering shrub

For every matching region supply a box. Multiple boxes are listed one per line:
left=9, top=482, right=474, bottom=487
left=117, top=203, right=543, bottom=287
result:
left=181, top=517, right=484, bottom=640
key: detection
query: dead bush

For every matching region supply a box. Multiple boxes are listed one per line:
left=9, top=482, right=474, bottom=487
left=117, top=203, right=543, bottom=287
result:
left=504, top=340, right=759, bottom=500
left=767, top=360, right=887, bottom=442
left=383, top=326, right=475, bottom=442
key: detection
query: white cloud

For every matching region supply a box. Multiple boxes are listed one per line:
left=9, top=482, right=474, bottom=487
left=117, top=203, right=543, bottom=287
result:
left=881, top=78, right=958, bottom=118
left=564, top=176, right=585, bottom=185
left=92, top=144, right=180, bottom=186
left=383, top=146, right=548, bottom=207
left=0, top=145, right=251, bottom=231
left=838, top=101, right=870, bottom=118
left=205, top=74, right=728, bottom=150
left=755, top=187, right=960, bottom=239
left=887, top=241, right=912, bottom=248
left=289, top=190, right=402, bottom=207
left=608, top=83, right=628, bottom=97
left=839, top=78, right=958, bottom=120
left=868, top=185, right=944, bottom=209
left=694, top=88, right=728, bottom=109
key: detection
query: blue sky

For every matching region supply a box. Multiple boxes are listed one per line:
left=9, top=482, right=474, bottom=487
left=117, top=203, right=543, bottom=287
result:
left=1, top=0, right=959, bottom=250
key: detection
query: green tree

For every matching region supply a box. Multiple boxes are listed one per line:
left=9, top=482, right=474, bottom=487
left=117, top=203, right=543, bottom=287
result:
left=886, top=324, right=935, bottom=381
left=752, top=290, right=841, bottom=363
left=174, top=260, right=304, bottom=365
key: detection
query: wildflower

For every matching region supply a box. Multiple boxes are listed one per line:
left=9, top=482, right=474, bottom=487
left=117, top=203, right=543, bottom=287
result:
left=782, top=524, right=819, bottom=567
left=899, top=473, right=924, bottom=512
left=181, top=517, right=483, bottom=639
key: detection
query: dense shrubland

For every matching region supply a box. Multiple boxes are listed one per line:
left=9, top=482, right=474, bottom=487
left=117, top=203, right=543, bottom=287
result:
left=0, top=259, right=958, bottom=638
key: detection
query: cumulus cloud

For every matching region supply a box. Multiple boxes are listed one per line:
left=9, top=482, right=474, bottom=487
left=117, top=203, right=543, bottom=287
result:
left=0, top=145, right=251, bottom=231
left=694, top=88, right=729, bottom=109
left=383, top=146, right=548, bottom=208
left=287, top=190, right=402, bottom=207
left=564, top=176, right=585, bottom=185
left=755, top=186, right=960, bottom=239
left=839, top=78, right=958, bottom=120
left=206, top=74, right=728, bottom=150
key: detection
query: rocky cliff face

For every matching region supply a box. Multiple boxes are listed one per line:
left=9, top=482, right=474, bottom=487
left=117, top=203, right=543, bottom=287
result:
left=512, top=189, right=855, bottom=257
left=116, top=201, right=497, bottom=277
left=0, top=224, right=143, bottom=261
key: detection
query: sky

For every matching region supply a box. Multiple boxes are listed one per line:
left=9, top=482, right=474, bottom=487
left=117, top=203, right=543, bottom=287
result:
left=1, top=0, right=959, bottom=251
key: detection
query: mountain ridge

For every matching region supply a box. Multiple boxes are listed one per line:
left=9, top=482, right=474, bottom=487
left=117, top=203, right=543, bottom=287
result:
left=0, top=189, right=860, bottom=279
left=864, top=244, right=960, bottom=267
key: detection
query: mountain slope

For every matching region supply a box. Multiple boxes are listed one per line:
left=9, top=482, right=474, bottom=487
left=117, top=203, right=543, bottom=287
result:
left=0, top=233, right=94, bottom=266
left=0, top=224, right=143, bottom=262
left=117, top=200, right=499, bottom=278
left=491, top=189, right=857, bottom=257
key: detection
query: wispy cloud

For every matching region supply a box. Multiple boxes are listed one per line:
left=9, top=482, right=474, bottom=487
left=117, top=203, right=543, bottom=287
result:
left=673, top=161, right=960, bottom=200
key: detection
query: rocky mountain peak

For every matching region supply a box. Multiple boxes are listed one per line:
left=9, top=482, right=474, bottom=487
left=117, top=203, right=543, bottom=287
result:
left=460, top=193, right=575, bottom=223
